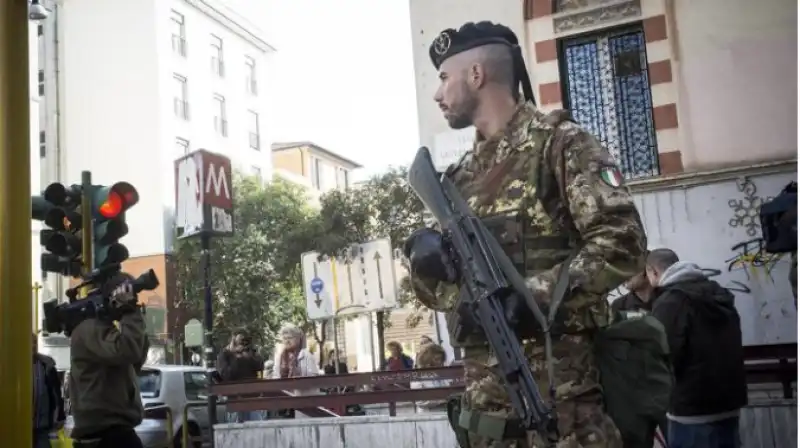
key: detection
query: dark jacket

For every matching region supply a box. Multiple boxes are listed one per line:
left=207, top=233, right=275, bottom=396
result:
left=34, top=353, right=66, bottom=430
left=217, top=348, right=263, bottom=381
left=651, top=262, right=747, bottom=417
left=381, top=354, right=413, bottom=371
left=68, top=311, right=149, bottom=438
left=323, top=361, right=349, bottom=375
left=611, top=291, right=651, bottom=315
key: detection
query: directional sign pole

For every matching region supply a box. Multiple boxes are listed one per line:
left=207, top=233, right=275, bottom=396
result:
left=330, top=257, right=341, bottom=374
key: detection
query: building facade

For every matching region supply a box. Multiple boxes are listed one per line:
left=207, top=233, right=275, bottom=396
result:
left=35, top=0, right=276, bottom=355
left=271, top=141, right=362, bottom=202
left=409, top=0, right=797, bottom=348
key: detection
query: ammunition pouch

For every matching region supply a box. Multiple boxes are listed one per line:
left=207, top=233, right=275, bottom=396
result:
left=447, top=211, right=575, bottom=344
left=446, top=394, right=471, bottom=448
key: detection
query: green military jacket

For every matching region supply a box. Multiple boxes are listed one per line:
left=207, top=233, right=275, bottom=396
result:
left=412, top=102, right=647, bottom=345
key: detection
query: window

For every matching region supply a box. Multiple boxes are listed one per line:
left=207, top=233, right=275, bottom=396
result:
left=138, top=369, right=162, bottom=399
left=245, top=56, right=257, bottom=95
left=170, top=11, right=186, bottom=57
left=212, top=94, right=227, bottom=137
left=173, top=74, right=189, bottom=120
left=336, top=168, right=350, bottom=190
left=37, top=24, right=43, bottom=37
left=251, top=166, right=262, bottom=180
left=310, top=157, right=322, bottom=189
left=210, top=34, right=224, bottom=77
left=247, top=110, right=260, bottom=150
left=558, top=25, right=659, bottom=179
left=37, top=70, right=44, bottom=96
left=183, top=372, right=208, bottom=401
left=39, top=130, right=46, bottom=158
left=175, top=137, right=190, bottom=155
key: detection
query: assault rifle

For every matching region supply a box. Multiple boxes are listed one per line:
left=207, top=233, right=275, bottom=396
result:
left=407, top=147, right=557, bottom=436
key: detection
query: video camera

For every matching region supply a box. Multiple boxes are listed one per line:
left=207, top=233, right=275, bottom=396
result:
left=42, top=263, right=160, bottom=335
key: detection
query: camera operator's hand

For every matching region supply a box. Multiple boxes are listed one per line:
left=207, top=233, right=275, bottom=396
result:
left=108, top=283, right=138, bottom=313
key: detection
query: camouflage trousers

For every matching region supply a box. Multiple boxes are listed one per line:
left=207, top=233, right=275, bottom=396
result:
left=459, top=333, right=622, bottom=448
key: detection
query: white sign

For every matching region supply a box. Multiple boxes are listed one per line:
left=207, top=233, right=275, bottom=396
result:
left=175, top=155, right=203, bottom=238
left=432, top=126, right=475, bottom=171
left=301, top=238, right=398, bottom=320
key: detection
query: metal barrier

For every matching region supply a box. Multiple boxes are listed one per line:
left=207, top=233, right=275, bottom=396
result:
left=210, top=366, right=465, bottom=416
left=182, top=400, right=210, bottom=448
left=142, top=404, right=174, bottom=448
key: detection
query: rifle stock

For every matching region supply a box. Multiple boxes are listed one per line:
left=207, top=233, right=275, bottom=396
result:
left=408, top=147, right=556, bottom=436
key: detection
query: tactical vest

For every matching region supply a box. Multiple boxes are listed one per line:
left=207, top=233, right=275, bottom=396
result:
left=445, top=110, right=578, bottom=345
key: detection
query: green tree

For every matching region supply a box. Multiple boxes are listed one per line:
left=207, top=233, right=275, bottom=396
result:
left=172, top=175, right=316, bottom=350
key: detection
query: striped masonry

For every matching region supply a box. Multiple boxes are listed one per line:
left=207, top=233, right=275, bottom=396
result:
left=524, top=1, right=683, bottom=175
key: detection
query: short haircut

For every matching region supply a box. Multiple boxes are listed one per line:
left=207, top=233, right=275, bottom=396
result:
left=646, top=248, right=680, bottom=273
left=472, top=44, right=516, bottom=93
left=387, top=341, right=402, bottom=351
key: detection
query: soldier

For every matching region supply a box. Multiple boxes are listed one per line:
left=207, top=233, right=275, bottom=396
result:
left=404, top=22, right=647, bottom=447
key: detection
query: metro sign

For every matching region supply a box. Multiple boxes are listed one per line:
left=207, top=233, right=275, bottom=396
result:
left=174, top=149, right=234, bottom=239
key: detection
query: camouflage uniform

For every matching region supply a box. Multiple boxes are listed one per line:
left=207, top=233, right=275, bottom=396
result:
left=412, top=103, right=647, bottom=447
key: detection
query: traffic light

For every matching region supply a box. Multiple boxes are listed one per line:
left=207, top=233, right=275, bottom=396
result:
left=91, top=182, right=139, bottom=269
left=32, top=183, right=84, bottom=277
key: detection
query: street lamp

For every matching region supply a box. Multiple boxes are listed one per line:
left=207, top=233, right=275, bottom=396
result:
left=29, top=0, right=49, bottom=21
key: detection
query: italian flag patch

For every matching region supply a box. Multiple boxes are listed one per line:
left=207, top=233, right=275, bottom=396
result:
left=600, top=167, right=624, bottom=188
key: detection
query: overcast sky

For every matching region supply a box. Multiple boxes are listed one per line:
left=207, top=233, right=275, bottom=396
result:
left=263, top=0, right=420, bottom=180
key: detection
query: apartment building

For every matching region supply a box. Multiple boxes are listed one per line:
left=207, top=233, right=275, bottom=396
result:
left=35, top=0, right=276, bottom=348
left=271, top=141, right=362, bottom=201
left=410, top=0, right=797, bottom=349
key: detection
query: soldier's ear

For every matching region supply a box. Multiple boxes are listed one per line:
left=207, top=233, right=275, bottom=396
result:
left=468, top=63, right=485, bottom=89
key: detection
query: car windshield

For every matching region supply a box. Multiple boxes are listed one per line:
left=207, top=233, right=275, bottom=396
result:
left=138, top=369, right=161, bottom=398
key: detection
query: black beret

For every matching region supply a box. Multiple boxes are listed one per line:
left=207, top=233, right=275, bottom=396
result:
left=429, top=21, right=520, bottom=70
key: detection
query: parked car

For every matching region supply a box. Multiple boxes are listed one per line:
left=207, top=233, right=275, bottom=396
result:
left=65, top=365, right=226, bottom=448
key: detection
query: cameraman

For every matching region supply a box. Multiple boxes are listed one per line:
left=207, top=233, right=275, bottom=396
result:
left=68, top=274, right=149, bottom=448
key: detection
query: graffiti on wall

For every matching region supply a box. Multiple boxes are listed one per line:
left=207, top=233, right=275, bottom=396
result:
left=701, top=237, right=790, bottom=296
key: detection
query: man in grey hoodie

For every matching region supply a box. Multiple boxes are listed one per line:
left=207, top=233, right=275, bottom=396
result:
left=646, top=249, right=747, bottom=448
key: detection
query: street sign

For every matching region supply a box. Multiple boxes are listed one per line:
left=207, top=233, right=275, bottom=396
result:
left=174, top=149, right=234, bottom=239
left=301, top=238, right=399, bottom=320
left=432, top=126, right=474, bottom=171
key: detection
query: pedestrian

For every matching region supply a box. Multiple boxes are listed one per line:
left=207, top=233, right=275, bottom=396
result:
left=217, top=329, right=264, bottom=423
left=419, top=335, right=435, bottom=346
left=32, top=334, right=66, bottom=448
left=611, top=254, right=654, bottom=319
left=382, top=341, right=414, bottom=371
left=645, top=249, right=747, bottom=448
left=404, top=20, right=647, bottom=447
left=411, top=343, right=450, bottom=413
left=273, top=325, right=320, bottom=418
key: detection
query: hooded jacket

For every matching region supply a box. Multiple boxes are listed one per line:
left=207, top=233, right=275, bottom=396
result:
left=651, top=262, right=747, bottom=420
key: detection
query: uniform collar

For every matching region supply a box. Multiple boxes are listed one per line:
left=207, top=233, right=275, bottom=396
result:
left=473, top=101, right=537, bottom=163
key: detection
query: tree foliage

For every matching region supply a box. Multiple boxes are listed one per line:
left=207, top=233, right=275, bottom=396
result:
left=173, top=175, right=316, bottom=350
left=172, top=166, right=430, bottom=356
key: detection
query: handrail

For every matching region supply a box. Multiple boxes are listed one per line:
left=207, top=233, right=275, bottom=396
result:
left=182, top=401, right=209, bottom=448
left=210, top=365, right=463, bottom=396
left=226, top=385, right=464, bottom=413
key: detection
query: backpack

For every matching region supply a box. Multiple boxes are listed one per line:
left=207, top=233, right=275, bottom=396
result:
left=594, top=315, right=673, bottom=445
left=760, top=181, right=797, bottom=254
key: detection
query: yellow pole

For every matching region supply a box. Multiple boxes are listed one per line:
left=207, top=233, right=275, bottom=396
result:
left=33, top=282, right=42, bottom=332
left=0, top=1, right=33, bottom=447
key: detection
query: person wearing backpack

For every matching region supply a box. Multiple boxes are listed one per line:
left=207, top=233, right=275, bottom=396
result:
left=646, top=249, right=747, bottom=448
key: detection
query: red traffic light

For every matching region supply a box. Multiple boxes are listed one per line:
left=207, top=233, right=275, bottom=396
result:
left=94, top=182, right=139, bottom=219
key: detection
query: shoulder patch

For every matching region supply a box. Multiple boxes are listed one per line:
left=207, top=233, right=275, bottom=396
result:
left=600, top=166, right=624, bottom=188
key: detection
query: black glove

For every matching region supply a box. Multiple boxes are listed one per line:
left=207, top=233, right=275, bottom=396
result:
left=403, top=228, right=456, bottom=283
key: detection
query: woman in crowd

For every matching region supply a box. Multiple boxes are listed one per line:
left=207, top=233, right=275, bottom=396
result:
left=272, top=325, right=320, bottom=418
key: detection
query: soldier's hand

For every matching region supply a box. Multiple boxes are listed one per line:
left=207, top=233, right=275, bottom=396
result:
left=404, top=228, right=457, bottom=283
left=108, top=282, right=137, bottom=311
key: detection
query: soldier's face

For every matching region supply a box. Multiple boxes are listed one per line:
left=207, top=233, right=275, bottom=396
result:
left=434, top=63, right=478, bottom=130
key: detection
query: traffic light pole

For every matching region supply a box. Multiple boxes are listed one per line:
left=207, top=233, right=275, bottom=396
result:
left=202, top=233, right=218, bottom=430
left=0, top=2, right=34, bottom=447
left=81, top=171, right=94, bottom=273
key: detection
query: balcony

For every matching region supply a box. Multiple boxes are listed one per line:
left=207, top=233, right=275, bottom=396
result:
left=214, top=117, right=228, bottom=137
left=171, top=35, right=187, bottom=57
left=248, top=132, right=260, bottom=150
left=173, top=99, right=189, bottom=120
